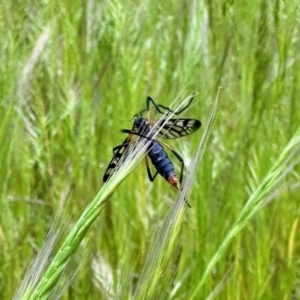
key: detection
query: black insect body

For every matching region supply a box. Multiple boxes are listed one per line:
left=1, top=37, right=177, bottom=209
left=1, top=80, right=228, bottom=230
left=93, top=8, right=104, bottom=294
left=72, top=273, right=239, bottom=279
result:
left=103, top=95, right=201, bottom=191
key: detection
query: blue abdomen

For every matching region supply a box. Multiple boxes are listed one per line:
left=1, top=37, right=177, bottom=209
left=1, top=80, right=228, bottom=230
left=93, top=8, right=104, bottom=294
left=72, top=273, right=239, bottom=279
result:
left=148, top=141, right=175, bottom=180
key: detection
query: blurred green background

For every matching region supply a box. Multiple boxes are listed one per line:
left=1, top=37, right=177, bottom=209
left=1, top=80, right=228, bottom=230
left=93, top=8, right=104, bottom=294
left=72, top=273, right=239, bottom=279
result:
left=1, top=0, right=300, bottom=299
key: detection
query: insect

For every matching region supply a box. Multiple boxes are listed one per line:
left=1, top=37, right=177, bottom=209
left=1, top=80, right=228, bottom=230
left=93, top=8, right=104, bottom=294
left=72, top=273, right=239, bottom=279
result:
left=103, top=95, right=201, bottom=194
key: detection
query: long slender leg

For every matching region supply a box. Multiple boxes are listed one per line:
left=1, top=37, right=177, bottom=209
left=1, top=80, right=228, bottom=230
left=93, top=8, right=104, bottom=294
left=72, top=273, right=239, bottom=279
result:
left=146, top=93, right=195, bottom=115
left=145, top=155, right=159, bottom=182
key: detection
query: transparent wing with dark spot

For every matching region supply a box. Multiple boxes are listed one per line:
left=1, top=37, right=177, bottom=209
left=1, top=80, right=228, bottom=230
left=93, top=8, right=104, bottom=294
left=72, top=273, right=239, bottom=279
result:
left=103, top=137, right=132, bottom=182
left=156, top=118, right=201, bottom=139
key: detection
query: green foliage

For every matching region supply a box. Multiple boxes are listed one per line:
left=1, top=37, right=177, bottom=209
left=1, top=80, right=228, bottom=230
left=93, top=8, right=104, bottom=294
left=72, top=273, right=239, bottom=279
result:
left=1, top=0, right=300, bottom=299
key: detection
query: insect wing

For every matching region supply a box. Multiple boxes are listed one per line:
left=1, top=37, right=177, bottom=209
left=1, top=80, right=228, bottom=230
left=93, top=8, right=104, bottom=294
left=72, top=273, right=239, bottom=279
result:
left=156, top=118, right=201, bottom=139
left=103, top=137, right=132, bottom=182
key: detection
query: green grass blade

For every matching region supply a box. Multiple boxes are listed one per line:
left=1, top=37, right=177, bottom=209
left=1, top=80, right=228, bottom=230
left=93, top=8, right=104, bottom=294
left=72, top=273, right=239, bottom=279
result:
left=190, top=125, right=300, bottom=299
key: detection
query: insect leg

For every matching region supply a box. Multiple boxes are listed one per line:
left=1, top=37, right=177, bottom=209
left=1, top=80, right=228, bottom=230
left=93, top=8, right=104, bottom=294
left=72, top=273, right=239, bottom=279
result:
left=145, top=155, right=159, bottom=182
left=146, top=93, right=195, bottom=115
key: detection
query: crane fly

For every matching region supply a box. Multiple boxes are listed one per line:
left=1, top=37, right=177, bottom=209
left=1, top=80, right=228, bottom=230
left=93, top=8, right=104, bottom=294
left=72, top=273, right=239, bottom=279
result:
left=103, top=95, right=201, bottom=200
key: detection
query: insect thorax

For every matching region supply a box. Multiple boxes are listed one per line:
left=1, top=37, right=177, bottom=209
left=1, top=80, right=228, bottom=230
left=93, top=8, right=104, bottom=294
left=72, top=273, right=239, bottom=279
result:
left=133, top=116, right=152, bottom=136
